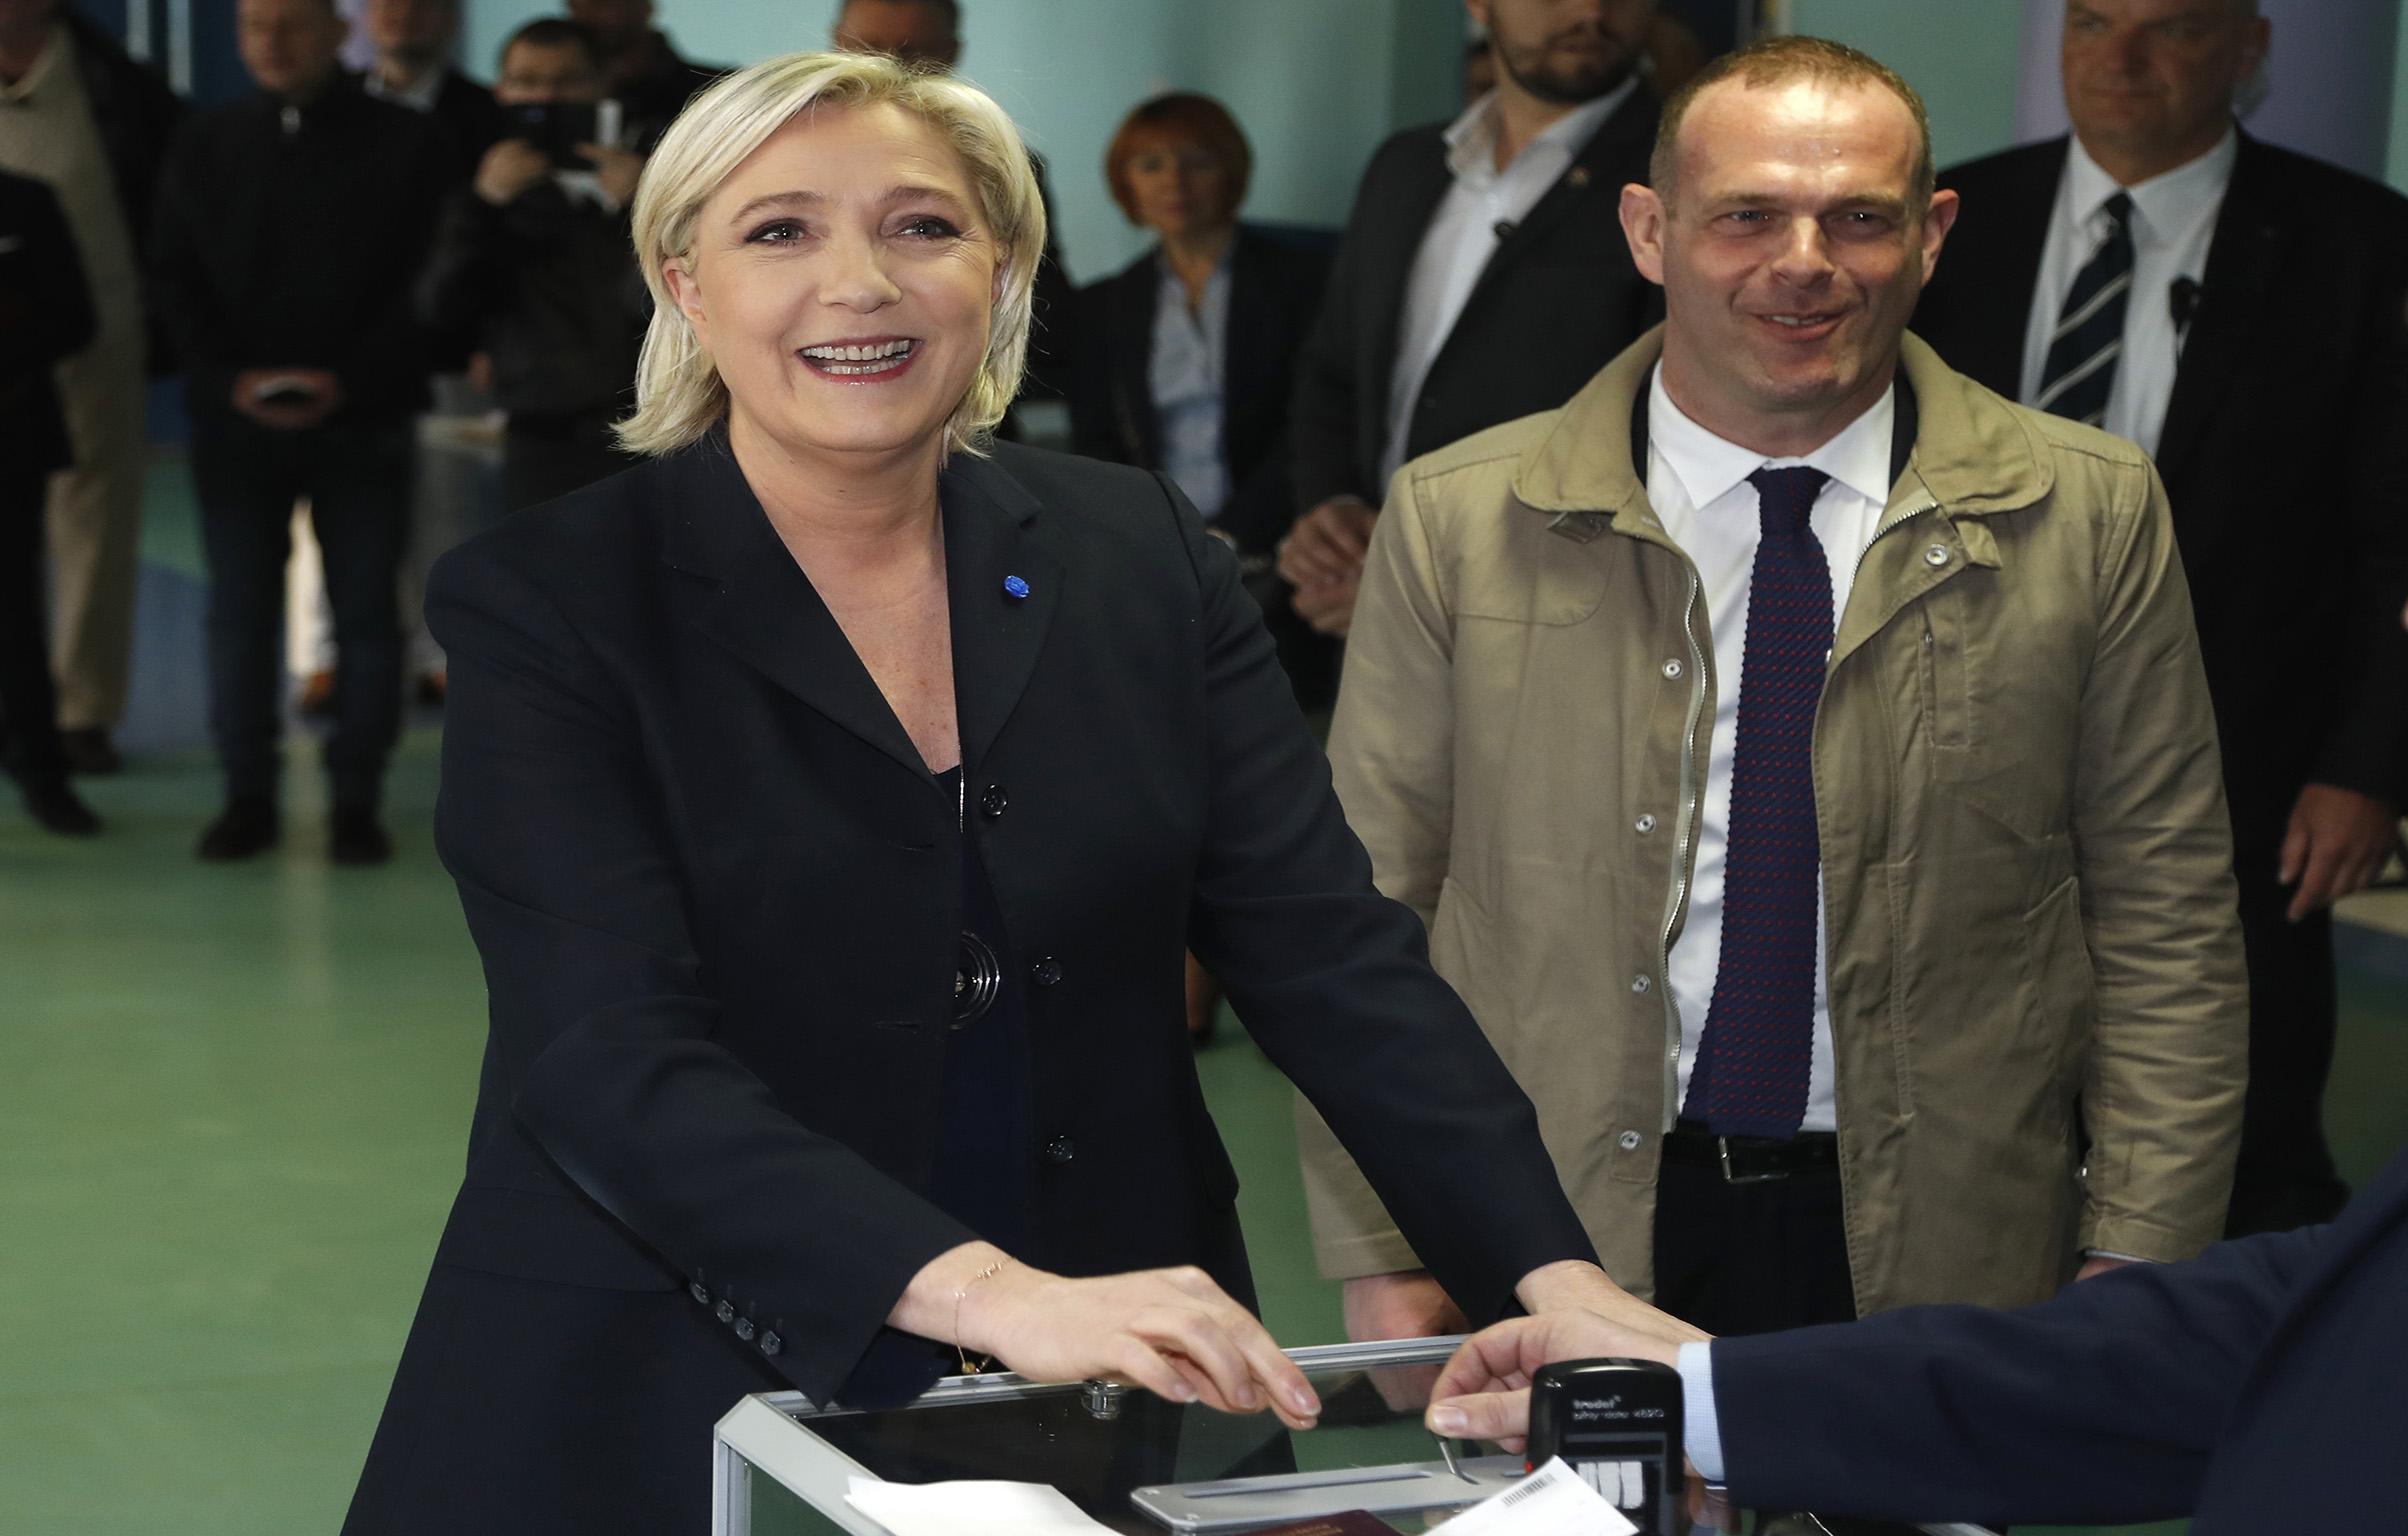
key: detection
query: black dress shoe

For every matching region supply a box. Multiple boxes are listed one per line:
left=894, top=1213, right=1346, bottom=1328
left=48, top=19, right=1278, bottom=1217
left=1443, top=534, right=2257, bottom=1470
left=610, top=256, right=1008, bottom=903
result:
left=197, top=797, right=280, bottom=861
left=330, top=803, right=392, bottom=866
left=20, top=779, right=101, bottom=836
left=59, top=728, right=121, bottom=776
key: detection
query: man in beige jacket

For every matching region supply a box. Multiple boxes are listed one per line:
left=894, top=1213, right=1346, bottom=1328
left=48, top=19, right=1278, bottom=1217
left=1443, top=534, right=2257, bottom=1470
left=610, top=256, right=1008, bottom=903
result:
left=1301, top=36, right=2247, bottom=1342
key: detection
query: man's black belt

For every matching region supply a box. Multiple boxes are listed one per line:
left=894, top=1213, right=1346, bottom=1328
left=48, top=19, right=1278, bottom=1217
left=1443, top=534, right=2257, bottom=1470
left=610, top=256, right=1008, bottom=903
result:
left=1663, top=1122, right=1840, bottom=1184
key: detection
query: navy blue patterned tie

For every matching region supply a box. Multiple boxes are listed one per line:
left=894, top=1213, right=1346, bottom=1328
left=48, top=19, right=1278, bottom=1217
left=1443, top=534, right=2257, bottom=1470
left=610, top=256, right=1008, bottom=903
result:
left=2033, top=192, right=2134, bottom=428
left=1685, top=466, right=1832, bottom=1139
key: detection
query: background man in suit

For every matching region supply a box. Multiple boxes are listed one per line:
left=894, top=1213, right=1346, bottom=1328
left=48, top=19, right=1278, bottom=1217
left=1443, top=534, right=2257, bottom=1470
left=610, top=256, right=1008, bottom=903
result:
left=1303, top=35, right=2247, bottom=1347
left=151, top=0, right=449, bottom=865
left=1276, top=0, right=1662, bottom=640
left=362, top=0, right=504, bottom=176
left=1426, top=1142, right=2408, bottom=1530
left=0, top=0, right=183, bottom=778
left=0, top=167, right=101, bottom=835
left=830, top=0, right=1074, bottom=413
left=1911, top=0, right=2408, bottom=1236
left=565, top=0, right=723, bottom=142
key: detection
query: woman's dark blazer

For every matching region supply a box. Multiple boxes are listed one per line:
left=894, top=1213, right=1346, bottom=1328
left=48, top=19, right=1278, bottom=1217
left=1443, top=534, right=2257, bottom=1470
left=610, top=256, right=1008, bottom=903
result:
left=1067, top=225, right=1330, bottom=559
left=343, top=434, right=1593, bottom=1533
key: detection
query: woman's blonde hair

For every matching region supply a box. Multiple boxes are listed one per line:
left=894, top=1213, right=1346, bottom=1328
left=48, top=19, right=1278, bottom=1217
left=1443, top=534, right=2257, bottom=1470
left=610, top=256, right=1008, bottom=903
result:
left=616, top=51, right=1047, bottom=458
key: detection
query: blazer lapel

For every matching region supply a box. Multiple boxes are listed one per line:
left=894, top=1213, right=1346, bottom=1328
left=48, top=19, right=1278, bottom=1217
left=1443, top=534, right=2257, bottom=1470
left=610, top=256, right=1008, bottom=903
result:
left=659, top=439, right=927, bottom=776
left=2154, top=135, right=2289, bottom=486
left=1108, top=259, right=1160, bottom=466
left=1362, top=136, right=1458, bottom=423
left=1459, top=86, right=1652, bottom=316
left=940, top=452, right=1063, bottom=774
left=1935, top=140, right=2063, bottom=396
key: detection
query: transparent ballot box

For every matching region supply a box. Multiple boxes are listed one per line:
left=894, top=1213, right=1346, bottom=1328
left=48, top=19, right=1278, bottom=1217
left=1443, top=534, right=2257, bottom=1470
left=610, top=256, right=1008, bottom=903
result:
left=711, top=1337, right=1997, bottom=1536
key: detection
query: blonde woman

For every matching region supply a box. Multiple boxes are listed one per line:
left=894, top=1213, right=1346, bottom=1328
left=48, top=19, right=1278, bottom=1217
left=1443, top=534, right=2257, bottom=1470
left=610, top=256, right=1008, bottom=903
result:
left=345, top=51, right=1669, bottom=1531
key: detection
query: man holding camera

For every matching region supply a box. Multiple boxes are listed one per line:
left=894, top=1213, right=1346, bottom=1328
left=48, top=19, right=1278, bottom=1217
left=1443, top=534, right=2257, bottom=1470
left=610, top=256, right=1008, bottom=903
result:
left=151, top=0, right=448, bottom=864
left=419, top=18, right=648, bottom=512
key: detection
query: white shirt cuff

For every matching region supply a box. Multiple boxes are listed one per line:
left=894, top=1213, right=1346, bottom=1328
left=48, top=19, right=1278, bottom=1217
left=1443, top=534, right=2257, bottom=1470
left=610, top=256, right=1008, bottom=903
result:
left=1675, top=1341, right=1726, bottom=1484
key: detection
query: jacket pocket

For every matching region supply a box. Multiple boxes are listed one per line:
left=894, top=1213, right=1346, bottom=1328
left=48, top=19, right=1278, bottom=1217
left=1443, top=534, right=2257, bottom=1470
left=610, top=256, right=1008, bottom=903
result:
left=1916, top=588, right=2070, bottom=843
left=2017, top=873, right=2098, bottom=1100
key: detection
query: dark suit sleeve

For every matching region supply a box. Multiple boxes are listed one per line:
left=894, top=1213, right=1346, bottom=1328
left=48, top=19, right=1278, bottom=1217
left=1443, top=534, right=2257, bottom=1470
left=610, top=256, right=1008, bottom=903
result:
left=2310, top=201, right=2408, bottom=805
left=1711, top=1224, right=2327, bottom=1527
left=1288, top=147, right=1398, bottom=512
left=1158, top=473, right=1596, bottom=1321
left=1063, top=279, right=1128, bottom=464
left=415, top=187, right=504, bottom=373
left=426, top=543, right=979, bottom=1404
left=334, top=113, right=448, bottom=410
left=1218, top=245, right=1332, bottom=555
left=149, top=122, right=239, bottom=411
left=8, top=179, right=97, bottom=367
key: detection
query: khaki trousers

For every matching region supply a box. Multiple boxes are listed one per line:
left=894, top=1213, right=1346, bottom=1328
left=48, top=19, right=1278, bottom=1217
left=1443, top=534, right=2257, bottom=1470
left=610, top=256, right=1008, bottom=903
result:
left=45, top=322, right=146, bottom=731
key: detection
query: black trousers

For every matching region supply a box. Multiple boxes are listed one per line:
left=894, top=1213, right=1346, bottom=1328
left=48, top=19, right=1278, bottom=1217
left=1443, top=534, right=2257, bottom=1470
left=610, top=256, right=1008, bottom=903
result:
left=191, top=415, right=412, bottom=806
left=0, top=474, right=68, bottom=785
left=1652, top=1146, right=1857, bottom=1338
left=2225, top=833, right=2350, bottom=1236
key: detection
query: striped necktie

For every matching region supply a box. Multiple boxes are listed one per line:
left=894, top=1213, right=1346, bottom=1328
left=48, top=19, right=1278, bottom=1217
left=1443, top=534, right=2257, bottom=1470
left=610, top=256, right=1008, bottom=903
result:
left=1684, top=466, right=1832, bottom=1140
left=2033, top=191, right=2134, bottom=428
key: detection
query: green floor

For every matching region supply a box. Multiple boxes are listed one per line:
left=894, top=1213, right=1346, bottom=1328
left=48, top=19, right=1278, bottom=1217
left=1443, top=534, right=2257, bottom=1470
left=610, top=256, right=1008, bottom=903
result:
left=1, top=476, right=2402, bottom=1530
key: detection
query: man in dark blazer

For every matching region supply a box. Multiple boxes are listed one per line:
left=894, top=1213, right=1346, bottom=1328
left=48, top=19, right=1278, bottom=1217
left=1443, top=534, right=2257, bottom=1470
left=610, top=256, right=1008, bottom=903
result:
left=1275, top=0, right=1663, bottom=638
left=0, top=167, right=101, bottom=835
left=1429, top=1141, right=2408, bottom=1529
left=362, top=0, right=507, bottom=178
left=1910, top=0, right=2408, bottom=1237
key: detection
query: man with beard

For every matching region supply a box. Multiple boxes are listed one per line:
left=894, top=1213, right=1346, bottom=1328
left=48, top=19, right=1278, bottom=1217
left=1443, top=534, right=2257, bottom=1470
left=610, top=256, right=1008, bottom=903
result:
left=1276, top=0, right=1662, bottom=658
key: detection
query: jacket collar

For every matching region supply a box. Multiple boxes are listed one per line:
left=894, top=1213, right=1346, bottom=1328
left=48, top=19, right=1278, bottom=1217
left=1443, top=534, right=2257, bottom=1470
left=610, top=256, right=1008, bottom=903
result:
left=1512, top=325, right=2058, bottom=537
left=658, top=431, right=1062, bottom=780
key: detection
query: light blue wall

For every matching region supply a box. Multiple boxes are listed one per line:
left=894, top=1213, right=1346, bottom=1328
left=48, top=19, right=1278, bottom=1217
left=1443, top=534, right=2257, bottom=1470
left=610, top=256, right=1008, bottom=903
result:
left=1784, top=0, right=2027, bottom=172
left=461, top=0, right=1465, bottom=285
left=2391, top=2, right=2408, bottom=194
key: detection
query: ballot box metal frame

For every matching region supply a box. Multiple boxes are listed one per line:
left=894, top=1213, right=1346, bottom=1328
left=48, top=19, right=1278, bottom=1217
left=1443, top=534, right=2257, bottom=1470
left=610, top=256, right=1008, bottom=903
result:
left=710, top=1335, right=2001, bottom=1536
left=713, top=1337, right=1468, bottom=1536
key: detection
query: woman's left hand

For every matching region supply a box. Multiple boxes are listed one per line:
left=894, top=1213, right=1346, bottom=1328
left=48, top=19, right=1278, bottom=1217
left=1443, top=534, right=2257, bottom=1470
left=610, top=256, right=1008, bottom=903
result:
left=966, top=1261, right=1324, bottom=1430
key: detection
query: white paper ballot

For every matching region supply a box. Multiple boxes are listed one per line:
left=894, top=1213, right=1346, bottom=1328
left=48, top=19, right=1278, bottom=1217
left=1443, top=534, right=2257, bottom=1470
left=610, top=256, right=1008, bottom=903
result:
left=844, top=1475, right=1120, bottom=1535
left=1427, top=1456, right=1640, bottom=1534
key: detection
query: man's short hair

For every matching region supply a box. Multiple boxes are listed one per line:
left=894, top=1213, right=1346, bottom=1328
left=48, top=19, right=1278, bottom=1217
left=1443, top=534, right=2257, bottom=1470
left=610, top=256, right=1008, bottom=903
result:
left=833, top=0, right=961, bottom=26
left=502, top=17, right=602, bottom=66
left=1103, top=92, right=1253, bottom=228
left=1649, top=35, right=1935, bottom=211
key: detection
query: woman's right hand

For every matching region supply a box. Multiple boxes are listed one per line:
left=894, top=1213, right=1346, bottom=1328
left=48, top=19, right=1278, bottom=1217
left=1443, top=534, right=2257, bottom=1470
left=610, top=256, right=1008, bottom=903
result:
left=898, top=1244, right=1321, bottom=1429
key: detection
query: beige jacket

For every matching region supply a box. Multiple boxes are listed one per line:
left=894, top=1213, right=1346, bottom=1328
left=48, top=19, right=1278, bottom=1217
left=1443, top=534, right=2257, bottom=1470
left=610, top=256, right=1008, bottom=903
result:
left=1299, top=330, right=2247, bottom=1315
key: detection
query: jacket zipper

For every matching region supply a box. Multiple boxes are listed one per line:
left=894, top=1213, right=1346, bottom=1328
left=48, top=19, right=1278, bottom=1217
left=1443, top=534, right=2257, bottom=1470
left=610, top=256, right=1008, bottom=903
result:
left=1656, top=563, right=1708, bottom=1131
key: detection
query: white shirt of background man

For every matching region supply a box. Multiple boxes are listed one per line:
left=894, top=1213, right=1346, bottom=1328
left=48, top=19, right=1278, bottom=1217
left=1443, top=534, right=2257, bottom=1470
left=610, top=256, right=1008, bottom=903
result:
left=2017, top=127, right=2235, bottom=456
left=1646, top=366, right=1896, bottom=1136
left=1377, top=80, right=1638, bottom=488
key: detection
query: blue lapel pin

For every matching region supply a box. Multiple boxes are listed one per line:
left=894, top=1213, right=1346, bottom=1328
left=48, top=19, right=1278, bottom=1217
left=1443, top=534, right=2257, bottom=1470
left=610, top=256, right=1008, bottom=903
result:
left=1002, top=574, right=1030, bottom=601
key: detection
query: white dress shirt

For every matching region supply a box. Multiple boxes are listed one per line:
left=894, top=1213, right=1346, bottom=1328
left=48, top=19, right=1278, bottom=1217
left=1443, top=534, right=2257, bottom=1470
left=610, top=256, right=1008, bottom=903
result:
left=1149, top=252, right=1233, bottom=519
left=1648, top=368, right=1897, bottom=1135
left=362, top=61, right=447, bottom=113
left=2018, top=128, right=2235, bottom=456
left=1377, top=80, right=1637, bottom=488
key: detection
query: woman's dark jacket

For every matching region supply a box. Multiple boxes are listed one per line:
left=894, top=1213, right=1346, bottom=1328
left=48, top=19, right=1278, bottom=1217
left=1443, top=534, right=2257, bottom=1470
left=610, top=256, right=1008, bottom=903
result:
left=343, top=436, right=1594, bottom=1533
left=1067, top=225, right=1330, bottom=559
